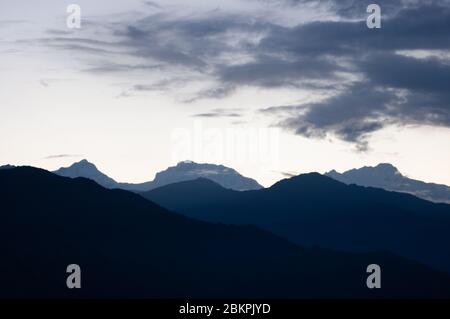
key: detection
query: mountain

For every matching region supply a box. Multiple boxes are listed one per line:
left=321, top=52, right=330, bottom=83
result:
left=53, top=159, right=118, bottom=189
left=143, top=174, right=450, bottom=274
left=325, top=163, right=450, bottom=204
left=0, top=164, right=15, bottom=170
left=54, top=160, right=262, bottom=191
left=148, top=160, right=262, bottom=191
left=1, top=167, right=450, bottom=298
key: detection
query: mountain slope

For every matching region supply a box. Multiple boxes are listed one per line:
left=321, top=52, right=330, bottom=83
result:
left=0, top=164, right=15, bottom=170
left=149, top=161, right=263, bottom=191
left=1, top=167, right=450, bottom=298
left=326, top=163, right=450, bottom=204
left=53, top=160, right=262, bottom=191
left=53, top=159, right=118, bottom=189
left=143, top=174, right=450, bottom=273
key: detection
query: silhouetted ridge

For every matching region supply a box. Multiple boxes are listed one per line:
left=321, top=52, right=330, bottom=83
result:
left=0, top=164, right=16, bottom=170
left=144, top=172, right=450, bottom=274
left=2, top=167, right=450, bottom=298
left=270, top=172, right=346, bottom=191
left=155, top=177, right=226, bottom=191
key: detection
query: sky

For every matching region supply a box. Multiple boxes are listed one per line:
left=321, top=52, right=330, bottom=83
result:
left=1, top=0, right=450, bottom=187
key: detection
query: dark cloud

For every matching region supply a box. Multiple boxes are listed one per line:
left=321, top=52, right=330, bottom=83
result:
left=280, top=0, right=450, bottom=18
left=218, top=55, right=342, bottom=88
left=262, top=51, right=450, bottom=150
left=108, top=14, right=267, bottom=70
left=263, top=82, right=399, bottom=150
left=38, top=1, right=450, bottom=149
left=184, top=86, right=236, bottom=103
left=257, top=3, right=450, bottom=149
left=46, top=29, right=78, bottom=36
left=258, top=5, right=450, bottom=59
left=325, top=0, right=406, bottom=18
left=192, top=108, right=244, bottom=118
left=84, top=63, right=162, bottom=74
left=361, top=53, right=450, bottom=94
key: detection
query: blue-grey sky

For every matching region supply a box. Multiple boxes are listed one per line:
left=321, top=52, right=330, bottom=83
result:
left=1, top=0, right=450, bottom=186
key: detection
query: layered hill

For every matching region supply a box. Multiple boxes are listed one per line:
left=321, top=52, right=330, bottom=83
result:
left=1, top=167, right=449, bottom=298
left=143, top=174, right=450, bottom=273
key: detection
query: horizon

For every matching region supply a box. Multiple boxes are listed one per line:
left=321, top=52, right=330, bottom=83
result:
left=2, top=158, right=447, bottom=189
left=1, top=0, right=450, bottom=187
left=3, top=0, right=450, bottom=304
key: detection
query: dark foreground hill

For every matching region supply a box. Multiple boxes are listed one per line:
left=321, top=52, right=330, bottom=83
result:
left=143, top=174, right=450, bottom=274
left=1, top=167, right=450, bottom=298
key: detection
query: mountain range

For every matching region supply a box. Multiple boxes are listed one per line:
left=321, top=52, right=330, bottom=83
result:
left=53, top=159, right=262, bottom=192
left=1, top=166, right=449, bottom=298
left=326, top=163, right=450, bottom=204
left=53, top=160, right=450, bottom=204
left=143, top=174, right=450, bottom=274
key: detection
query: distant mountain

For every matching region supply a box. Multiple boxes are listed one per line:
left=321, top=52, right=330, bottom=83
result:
left=53, top=159, right=118, bottom=189
left=1, top=167, right=450, bottom=298
left=326, top=163, right=450, bottom=204
left=143, top=174, right=450, bottom=273
left=149, top=161, right=262, bottom=191
left=53, top=160, right=262, bottom=191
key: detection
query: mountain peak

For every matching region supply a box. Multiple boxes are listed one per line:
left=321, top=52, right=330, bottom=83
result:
left=270, top=172, right=343, bottom=191
left=373, top=163, right=400, bottom=174
left=53, top=160, right=117, bottom=188
left=175, top=160, right=230, bottom=171
left=72, top=159, right=96, bottom=167
left=152, top=161, right=262, bottom=191
left=325, top=163, right=450, bottom=203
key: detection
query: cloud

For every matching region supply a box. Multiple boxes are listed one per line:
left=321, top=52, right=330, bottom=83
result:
left=217, top=55, right=343, bottom=89
left=280, top=0, right=450, bottom=19
left=0, top=20, right=28, bottom=27
left=44, top=154, right=82, bottom=159
left=262, top=52, right=450, bottom=150
left=34, top=1, right=450, bottom=149
left=257, top=3, right=450, bottom=149
left=143, top=1, right=163, bottom=9
left=39, top=80, right=49, bottom=87
left=278, top=171, right=299, bottom=177
left=84, top=62, right=163, bottom=74
left=192, top=108, right=244, bottom=118
left=184, top=86, right=236, bottom=103
left=262, top=82, right=399, bottom=150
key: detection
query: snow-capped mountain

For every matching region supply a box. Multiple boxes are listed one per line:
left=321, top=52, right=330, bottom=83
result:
left=325, top=163, right=450, bottom=204
left=53, top=160, right=262, bottom=192
left=149, top=161, right=262, bottom=191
